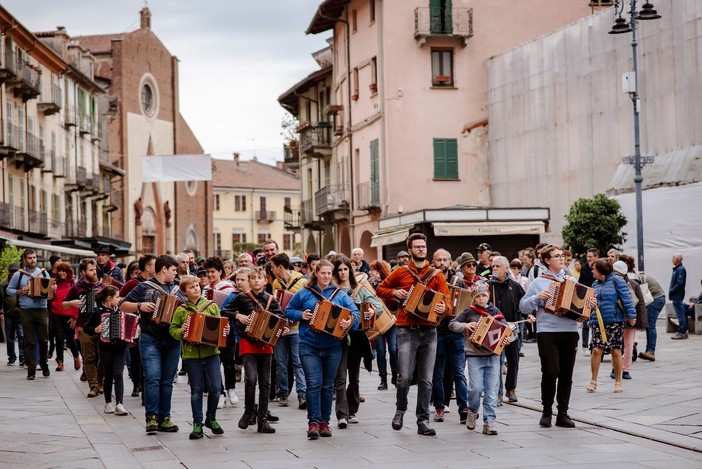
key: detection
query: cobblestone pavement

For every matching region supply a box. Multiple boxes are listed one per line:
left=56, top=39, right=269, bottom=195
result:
left=0, top=319, right=700, bottom=468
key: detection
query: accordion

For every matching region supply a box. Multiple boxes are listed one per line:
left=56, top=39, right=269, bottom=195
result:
left=448, top=285, right=473, bottom=318
left=244, top=309, right=287, bottom=346
left=403, top=283, right=446, bottom=325
left=100, top=311, right=139, bottom=344
left=274, top=289, right=295, bottom=311
left=182, top=312, right=228, bottom=348
left=544, top=279, right=595, bottom=322
left=357, top=301, right=375, bottom=332
left=310, top=300, right=352, bottom=339
left=206, top=288, right=233, bottom=308
left=79, top=289, right=97, bottom=319
left=27, top=276, right=55, bottom=299
left=152, top=293, right=185, bottom=325
left=366, top=305, right=396, bottom=341
left=469, top=315, right=515, bottom=355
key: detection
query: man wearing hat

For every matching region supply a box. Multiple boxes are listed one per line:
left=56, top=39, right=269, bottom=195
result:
left=1, top=263, right=24, bottom=366
left=290, top=257, right=305, bottom=273
left=476, top=243, right=492, bottom=279
left=456, top=253, right=480, bottom=287
left=94, top=245, right=124, bottom=286
left=395, top=251, right=410, bottom=269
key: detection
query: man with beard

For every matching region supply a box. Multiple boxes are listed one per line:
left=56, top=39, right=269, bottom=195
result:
left=476, top=243, right=492, bottom=279
left=63, top=259, right=105, bottom=395
left=121, top=255, right=184, bottom=434
left=489, top=256, right=526, bottom=403
left=94, top=245, right=124, bottom=286
left=377, top=233, right=451, bottom=436
left=7, top=249, right=53, bottom=379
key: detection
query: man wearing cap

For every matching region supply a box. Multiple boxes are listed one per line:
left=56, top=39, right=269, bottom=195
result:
left=476, top=243, right=492, bottom=279
left=290, top=257, right=305, bottom=273
left=1, top=263, right=24, bottom=366
left=377, top=233, right=451, bottom=436
left=395, top=251, right=410, bottom=269
left=7, top=249, right=52, bottom=379
left=95, top=245, right=124, bottom=286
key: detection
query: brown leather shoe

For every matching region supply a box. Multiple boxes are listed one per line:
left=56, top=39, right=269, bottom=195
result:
left=638, top=351, right=655, bottom=361
left=74, top=357, right=81, bottom=370
left=55, top=361, right=64, bottom=372
left=87, top=387, right=98, bottom=398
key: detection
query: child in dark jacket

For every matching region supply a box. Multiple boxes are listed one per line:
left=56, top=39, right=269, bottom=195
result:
left=449, top=283, right=508, bottom=436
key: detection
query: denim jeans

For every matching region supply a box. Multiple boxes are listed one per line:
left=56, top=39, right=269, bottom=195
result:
left=431, top=332, right=467, bottom=411
left=20, top=308, right=49, bottom=370
left=4, top=315, right=24, bottom=363
left=184, top=354, right=222, bottom=424
left=139, top=332, right=181, bottom=420
left=395, top=327, right=437, bottom=423
left=645, top=296, right=666, bottom=353
left=537, top=332, right=578, bottom=414
left=673, top=299, right=688, bottom=334
left=374, top=325, right=398, bottom=375
left=243, top=354, right=272, bottom=418
left=299, top=342, right=342, bottom=424
left=467, top=355, right=500, bottom=422
left=274, top=333, right=305, bottom=397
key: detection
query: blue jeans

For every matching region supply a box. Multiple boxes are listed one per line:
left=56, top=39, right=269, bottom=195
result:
left=673, top=299, right=688, bottom=334
left=184, top=354, right=222, bottom=424
left=467, top=355, right=500, bottom=423
left=431, top=332, right=467, bottom=411
left=5, top=315, right=24, bottom=363
left=274, top=333, right=306, bottom=397
left=139, top=332, right=181, bottom=420
left=374, top=325, right=398, bottom=375
left=645, top=296, right=666, bottom=353
left=396, top=327, right=437, bottom=423
left=299, top=342, right=342, bottom=424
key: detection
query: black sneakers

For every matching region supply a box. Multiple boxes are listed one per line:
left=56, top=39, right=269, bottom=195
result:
left=555, top=413, right=575, bottom=428
left=417, top=420, right=436, bottom=436
left=391, top=410, right=405, bottom=430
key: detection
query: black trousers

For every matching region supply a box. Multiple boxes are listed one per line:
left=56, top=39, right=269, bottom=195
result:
left=101, top=343, right=126, bottom=404
left=536, top=332, right=578, bottom=414
left=504, top=339, right=520, bottom=393
left=243, top=354, right=272, bottom=418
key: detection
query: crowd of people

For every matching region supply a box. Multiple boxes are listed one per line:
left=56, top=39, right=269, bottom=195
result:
left=0, top=237, right=697, bottom=440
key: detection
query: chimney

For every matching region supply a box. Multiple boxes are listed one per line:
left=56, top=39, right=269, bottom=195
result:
left=140, top=7, right=151, bottom=29
left=233, top=152, right=240, bottom=166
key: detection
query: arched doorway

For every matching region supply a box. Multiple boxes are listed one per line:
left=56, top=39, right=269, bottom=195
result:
left=359, top=230, right=375, bottom=261
left=305, top=232, right=317, bottom=256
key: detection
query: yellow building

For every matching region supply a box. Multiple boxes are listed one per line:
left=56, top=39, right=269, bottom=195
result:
left=213, top=158, right=301, bottom=260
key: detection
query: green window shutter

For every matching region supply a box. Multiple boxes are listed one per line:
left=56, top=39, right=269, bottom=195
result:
left=433, top=138, right=458, bottom=179
left=370, top=139, right=379, bottom=205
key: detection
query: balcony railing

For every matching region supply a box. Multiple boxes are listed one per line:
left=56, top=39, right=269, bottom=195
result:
left=1, top=121, right=20, bottom=151
left=102, top=177, right=112, bottom=194
left=49, top=218, right=65, bottom=239
left=79, top=114, right=92, bottom=135
left=284, top=206, right=301, bottom=229
left=283, top=144, right=300, bottom=164
left=299, top=122, right=332, bottom=156
left=214, top=250, right=233, bottom=260
left=301, top=198, right=315, bottom=225
left=52, top=155, right=66, bottom=178
left=65, top=218, right=87, bottom=238
left=0, top=48, right=17, bottom=79
left=64, top=106, right=77, bottom=127
left=11, top=205, right=26, bottom=232
left=315, top=184, right=350, bottom=217
left=28, top=209, right=48, bottom=235
left=357, top=181, right=381, bottom=210
left=76, top=166, right=88, bottom=188
left=38, top=83, right=62, bottom=116
left=9, top=61, right=41, bottom=100
left=18, top=133, right=44, bottom=170
left=99, top=150, right=123, bottom=174
left=255, top=210, right=277, bottom=223
left=0, top=202, right=10, bottom=228
left=90, top=174, right=101, bottom=193
left=414, top=7, right=473, bottom=46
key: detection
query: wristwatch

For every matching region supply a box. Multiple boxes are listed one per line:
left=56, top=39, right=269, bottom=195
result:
left=137, top=302, right=141, bottom=312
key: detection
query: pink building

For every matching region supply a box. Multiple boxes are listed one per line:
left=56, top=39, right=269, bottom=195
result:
left=286, top=0, right=604, bottom=260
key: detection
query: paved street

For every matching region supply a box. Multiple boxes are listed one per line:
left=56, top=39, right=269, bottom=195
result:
left=0, top=319, right=701, bottom=468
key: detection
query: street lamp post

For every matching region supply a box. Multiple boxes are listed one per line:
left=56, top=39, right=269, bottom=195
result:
left=609, top=0, right=660, bottom=272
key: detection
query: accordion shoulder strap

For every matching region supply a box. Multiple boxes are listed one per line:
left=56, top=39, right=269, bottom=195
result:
left=403, top=265, right=440, bottom=286
left=351, top=283, right=364, bottom=300
left=143, top=281, right=167, bottom=295
left=184, top=300, right=215, bottom=314
left=284, top=275, right=304, bottom=291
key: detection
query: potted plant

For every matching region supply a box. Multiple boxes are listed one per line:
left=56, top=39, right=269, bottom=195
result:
left=434, top=75, right=451, bottom=83
left=369, top=83, right=378, bottom=92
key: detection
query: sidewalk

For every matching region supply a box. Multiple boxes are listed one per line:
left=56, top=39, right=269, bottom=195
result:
left=0, top=319, right=700, bottom=468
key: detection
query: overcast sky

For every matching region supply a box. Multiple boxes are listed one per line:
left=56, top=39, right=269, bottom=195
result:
left=3, top=0, right=328, bottom=165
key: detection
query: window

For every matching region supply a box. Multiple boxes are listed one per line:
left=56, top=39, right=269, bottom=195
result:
left=234, top=195, right=247, bottom=211
left=257, top=233, right=268, bottom=244
left=141, top=83, right=153, bottom=115
left=284, top=197, right=291, bottom=209
left=352, top=10, right=358, bottom=32
left=232, top=232, right=246, bottom=246
left=431, top=49, right=454, bottom=87
left=433, top=138, right=458, bottom=180
left=370, top=57, right=378, bottom=93
left=283, top=233, right=294, bottom=251
left=352, top=68, right=359, bottom=100
left=214, top=194, right=220, bottom=211
left=214, top=232, right=221, bottom=252
left=259, top=196, right=267, bottom=217
left=370, top=0, right=376, bottom=23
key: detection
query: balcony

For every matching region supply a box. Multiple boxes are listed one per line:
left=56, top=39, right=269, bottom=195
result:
left=0, top=120, right=20, bottom=155
left=92, top=123, right=103, bottom=142
left=0, top=48, right=17, bottom=84
left=284, top=206, right=301, bottom=229
left=52, top=155, right=66, bottom=178
left=256, top=210, right=277, bottom=223
left=8, top=61, right=41, bottom=102
left=314, top=184, right=350, bottom=217
left=357, top=181, right=381, bottom=211
left=38, top=83, right=62, bottom=116
left=104, top=188, right=121, bottom=212
left=283, top=143, right=300, bottom=164
left=49, top=218, right=66, bottom=239
left=1, top=205, right=27, bottom=232
left=414, top=7, right=473, bottom=47
left=65, top=218, right=87, bottom=238
left=99, top=150, right=125, bottom=175
left=64, top=106, right=77, bottom=127
left=79, top=114, right=92, bottom=136
left=76, top=166, right=89, bottom=189
left=28, top=209, right=49, bottom=236
left=0, top=202, right=10, bottom=228
left=299, top=122, right=332, bottom=157
left=90, top=174, right=101, bottom=194
left=16, top=133, right=45, bottom=171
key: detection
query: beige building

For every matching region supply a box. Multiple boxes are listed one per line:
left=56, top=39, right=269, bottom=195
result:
left=213, top=158, right=301, bottom=260
left=1, top=5, right=118, bottom=258
left=283, top=0, right=604, bottom=260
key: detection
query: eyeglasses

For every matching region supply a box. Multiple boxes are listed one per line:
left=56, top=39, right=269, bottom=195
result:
left=464, top=262, right=477, bottom=267
left=549, top=254, right=566, bottom=259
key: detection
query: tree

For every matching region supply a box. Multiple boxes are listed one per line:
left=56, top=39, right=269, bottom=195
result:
left=561, top=194, right=627, bottom=260
left=0, top=243, right=23, bottom=281
left=280, top=112, right=299, bottom=145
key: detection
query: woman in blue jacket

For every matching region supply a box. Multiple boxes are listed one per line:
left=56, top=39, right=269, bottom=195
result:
left=588, top=259, right=636, bottom=394
left=285, top=259, right=359, bottom=440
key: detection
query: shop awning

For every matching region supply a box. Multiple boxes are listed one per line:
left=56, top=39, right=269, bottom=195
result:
left=432, top=221, right=546, bottom=237
left=2, top=237, right=96, bottom=257
left=370, top=225, right=413, bottom=248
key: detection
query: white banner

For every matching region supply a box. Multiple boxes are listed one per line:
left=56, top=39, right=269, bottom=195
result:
left=141, top=154, right=212, bottom=182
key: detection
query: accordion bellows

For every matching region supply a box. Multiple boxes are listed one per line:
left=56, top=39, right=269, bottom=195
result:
left=310, top=300, right=352, bottom=339
left=28, top=277, right=55, bottom=300
left=403, top=283, right=446, bottom=325
left=544, top=279, right=595, bottom=322
left=100, top=311, right=139, bottom=344
left=244, top=309, right=287, bottom=346
left=152, top=293, right=184, bottom=325
left=183, top=312, right=228, bottom=348
left=469, top=315, right=514, bottom=355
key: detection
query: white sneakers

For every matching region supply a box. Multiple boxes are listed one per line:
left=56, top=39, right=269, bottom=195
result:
left=582, top=347, right=591, bottom=357
left=228, top=389, right=239, bottom=406
left=115, top=403, right=128, bottom=416
left=217, top=394, right=226, bottom=409
left=104, top=402, right=115, bottom=414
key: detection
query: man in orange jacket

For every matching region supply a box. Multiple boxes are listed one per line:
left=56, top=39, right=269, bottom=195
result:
left=377, top=233, right=451, bottom=436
